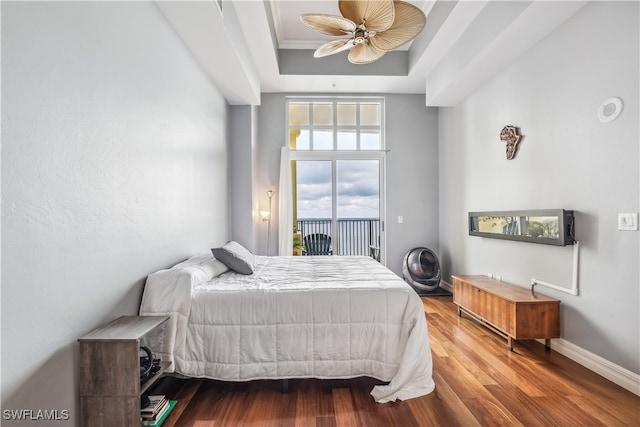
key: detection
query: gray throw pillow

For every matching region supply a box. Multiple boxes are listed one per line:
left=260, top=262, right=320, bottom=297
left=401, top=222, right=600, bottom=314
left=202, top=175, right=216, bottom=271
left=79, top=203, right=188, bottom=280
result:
left=211, top=241, right=256, bottom=275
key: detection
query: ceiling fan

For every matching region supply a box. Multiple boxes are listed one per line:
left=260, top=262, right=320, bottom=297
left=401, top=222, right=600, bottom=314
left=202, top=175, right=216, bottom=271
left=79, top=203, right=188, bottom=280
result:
left=300, top=0, right=426, bottom=65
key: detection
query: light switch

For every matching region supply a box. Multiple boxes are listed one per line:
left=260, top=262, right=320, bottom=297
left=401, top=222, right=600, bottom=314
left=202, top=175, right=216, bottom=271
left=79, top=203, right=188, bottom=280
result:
left=618, top=213, right=638, bottom=231
left=398, top=216, right=404, bottom=224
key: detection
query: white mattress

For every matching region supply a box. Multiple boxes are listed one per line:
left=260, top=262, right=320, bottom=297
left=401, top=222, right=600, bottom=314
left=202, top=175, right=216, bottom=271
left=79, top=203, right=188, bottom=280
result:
left=140, top=254, right=435, bottom=402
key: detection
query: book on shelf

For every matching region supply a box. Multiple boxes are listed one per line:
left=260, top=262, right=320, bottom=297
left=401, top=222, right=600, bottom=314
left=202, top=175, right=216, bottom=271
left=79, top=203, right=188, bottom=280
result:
left=141, top=400, right=168, bottom=421
left=141, top=400, right=176, bottom=427
left=141, top=395, right=167, bottom=418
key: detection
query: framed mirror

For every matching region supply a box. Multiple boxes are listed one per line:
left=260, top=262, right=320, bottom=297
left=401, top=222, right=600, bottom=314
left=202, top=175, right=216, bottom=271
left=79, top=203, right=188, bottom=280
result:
left=469, top=209, right=575, bottom=246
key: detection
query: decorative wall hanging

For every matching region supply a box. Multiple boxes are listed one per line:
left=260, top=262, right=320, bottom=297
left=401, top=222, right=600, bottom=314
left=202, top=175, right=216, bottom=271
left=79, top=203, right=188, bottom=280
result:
left=499, top=125, right=522, bottom=160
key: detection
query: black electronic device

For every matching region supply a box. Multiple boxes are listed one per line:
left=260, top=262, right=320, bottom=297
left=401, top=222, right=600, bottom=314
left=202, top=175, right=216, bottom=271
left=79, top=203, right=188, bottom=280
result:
left=139, top=346, right=161, bottom=384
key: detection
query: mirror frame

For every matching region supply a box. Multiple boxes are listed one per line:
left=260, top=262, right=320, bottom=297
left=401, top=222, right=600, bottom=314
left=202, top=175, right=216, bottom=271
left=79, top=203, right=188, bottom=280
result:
left=468, top=209, right=575, bottom=246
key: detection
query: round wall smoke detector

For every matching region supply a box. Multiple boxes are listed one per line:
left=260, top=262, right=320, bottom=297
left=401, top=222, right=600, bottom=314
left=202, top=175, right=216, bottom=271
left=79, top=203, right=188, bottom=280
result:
left=597, top=97, right=623, bottom=123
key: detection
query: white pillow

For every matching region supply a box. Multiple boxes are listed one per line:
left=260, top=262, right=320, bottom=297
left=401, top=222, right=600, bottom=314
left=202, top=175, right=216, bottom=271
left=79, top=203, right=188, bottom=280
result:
left=194, top=257, right=229, bottom=278
left=172, top=253, right=213, bottom=269
left=171, top=253, right=229, bottom=279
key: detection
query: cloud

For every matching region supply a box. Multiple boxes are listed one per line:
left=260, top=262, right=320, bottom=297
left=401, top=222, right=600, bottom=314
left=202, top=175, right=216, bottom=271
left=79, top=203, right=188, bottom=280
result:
left=337, top=160, right=379, bottom=197
left=295, top=160, right=379, bottom=219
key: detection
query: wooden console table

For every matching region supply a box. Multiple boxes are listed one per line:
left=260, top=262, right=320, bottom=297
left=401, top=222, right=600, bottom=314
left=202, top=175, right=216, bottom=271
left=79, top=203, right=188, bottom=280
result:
left=452, top=275, right=560, bottom=351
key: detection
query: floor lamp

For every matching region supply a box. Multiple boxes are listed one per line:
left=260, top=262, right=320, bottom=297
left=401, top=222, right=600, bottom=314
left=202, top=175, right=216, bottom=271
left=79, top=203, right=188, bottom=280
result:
left=262, top=190, right=275, bottom=255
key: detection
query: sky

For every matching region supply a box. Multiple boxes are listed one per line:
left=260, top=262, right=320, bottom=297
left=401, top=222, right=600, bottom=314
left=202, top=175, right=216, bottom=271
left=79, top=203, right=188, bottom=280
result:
left=296, top=160, right=380, bottom=219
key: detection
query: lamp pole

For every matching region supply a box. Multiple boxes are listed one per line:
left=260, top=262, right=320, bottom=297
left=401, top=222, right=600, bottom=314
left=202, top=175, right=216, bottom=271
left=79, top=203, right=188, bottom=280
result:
left=266, top=190, right=274, bottom=255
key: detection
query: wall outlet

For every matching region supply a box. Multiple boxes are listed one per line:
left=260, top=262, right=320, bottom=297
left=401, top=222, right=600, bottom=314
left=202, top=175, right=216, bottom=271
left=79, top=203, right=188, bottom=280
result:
left=398, top=216, right=404, bottom=224
left=618, top=213, right=638, bottom=231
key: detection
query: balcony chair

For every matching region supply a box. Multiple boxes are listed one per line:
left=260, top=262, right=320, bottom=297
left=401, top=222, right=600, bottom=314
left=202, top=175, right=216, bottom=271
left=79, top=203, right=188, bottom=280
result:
left=303, top=233, right=332, bottom=256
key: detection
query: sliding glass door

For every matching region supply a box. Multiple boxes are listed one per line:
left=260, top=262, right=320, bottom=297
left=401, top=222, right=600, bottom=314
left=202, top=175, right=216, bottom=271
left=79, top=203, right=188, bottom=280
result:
left=337, top=159, right=380, bottom=257
left=295, top=158, right=382, bottom=258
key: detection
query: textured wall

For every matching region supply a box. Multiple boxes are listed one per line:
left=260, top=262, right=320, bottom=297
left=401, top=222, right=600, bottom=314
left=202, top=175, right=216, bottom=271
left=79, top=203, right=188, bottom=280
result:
left=438, top=1, right=639, bottom=373
left=229, top=105, right=256, bottom=252
left=384, top=95, right=439, bottom=276
left=1, top=2, right=229, bottom=424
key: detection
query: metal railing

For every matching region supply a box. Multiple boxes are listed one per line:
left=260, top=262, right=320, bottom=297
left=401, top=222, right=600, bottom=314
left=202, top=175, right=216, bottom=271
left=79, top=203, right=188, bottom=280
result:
left=296, top=218, right=380, bottom=256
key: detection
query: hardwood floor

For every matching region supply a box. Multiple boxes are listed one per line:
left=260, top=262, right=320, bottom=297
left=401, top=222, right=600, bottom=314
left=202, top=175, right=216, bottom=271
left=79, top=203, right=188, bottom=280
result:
left=149, top=296, right=639, bottom=426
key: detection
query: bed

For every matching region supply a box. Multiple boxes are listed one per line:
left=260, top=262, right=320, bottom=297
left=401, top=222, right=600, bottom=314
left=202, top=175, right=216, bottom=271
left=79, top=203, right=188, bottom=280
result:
left=139, top=246, right=435, bottom=403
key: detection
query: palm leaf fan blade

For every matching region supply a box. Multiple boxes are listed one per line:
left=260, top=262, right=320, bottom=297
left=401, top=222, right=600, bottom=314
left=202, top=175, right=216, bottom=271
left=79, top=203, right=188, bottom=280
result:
left=314, top=39, right=354, bottom=58
left=368, top=1, right=425, bottom=51
left=339, top=0, right=395, bottom=32
left=348, top=42, right=386, bottom=64
left=300, top=14, right=356, bottom=36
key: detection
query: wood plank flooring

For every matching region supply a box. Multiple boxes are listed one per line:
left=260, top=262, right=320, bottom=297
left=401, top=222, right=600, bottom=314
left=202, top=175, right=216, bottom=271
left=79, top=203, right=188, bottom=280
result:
left=148, top=296, right=639, bottom=426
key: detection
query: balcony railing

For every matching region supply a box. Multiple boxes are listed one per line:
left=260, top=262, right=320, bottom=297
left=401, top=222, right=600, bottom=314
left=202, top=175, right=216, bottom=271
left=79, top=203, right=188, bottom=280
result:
left=296, top=218, right=380, bottom=256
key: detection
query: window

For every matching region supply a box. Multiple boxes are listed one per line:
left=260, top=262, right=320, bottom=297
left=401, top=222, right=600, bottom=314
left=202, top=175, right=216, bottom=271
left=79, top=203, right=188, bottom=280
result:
left=286, top=97, right=386, bottom=260
left=287, top=98, right=384, bottom=151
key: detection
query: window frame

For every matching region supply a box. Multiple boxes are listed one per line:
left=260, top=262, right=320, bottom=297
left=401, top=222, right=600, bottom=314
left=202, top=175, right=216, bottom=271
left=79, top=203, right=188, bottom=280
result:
left=285, top=96, right=387, bottom=264
left=286, top=97, right=385, bottom=151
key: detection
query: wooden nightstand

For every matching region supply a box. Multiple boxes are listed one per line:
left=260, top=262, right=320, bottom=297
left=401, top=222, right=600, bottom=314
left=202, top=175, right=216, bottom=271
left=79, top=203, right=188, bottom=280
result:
left=78, top=315, right=170, bottom=427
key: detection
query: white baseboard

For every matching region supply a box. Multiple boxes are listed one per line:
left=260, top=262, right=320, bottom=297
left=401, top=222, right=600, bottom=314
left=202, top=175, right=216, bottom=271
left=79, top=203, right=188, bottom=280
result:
left=439, top=280, right=640, bottom=396
left=541, top=337, right=640, bottom=396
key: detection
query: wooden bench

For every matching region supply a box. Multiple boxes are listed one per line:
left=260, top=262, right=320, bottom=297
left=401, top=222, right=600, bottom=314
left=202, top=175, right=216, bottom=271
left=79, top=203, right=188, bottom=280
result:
left=452, top=275, right=560, bottom=351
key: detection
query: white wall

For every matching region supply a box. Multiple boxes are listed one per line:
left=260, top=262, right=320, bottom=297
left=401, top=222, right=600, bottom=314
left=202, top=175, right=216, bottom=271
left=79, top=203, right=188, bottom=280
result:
left=256, top=94, right=439, bottom=275
left=438, top=1, right=639, bottom=374
left=385, top=95, right=439, bottom=275
left=1, top=2, right=229, bottom=425
left=229, top=105, right=256, bottom=251
left=255, top=94, right=287, bottom=256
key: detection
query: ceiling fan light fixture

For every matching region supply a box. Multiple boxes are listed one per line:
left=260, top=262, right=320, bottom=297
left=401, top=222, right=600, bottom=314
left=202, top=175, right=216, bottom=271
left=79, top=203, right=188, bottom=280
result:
left=300, top=0, right=426, bottom=65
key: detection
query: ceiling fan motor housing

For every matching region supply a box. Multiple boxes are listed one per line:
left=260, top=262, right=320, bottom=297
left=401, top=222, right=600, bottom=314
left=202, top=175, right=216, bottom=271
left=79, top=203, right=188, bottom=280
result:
left=354, top=28, right=367, bottom=44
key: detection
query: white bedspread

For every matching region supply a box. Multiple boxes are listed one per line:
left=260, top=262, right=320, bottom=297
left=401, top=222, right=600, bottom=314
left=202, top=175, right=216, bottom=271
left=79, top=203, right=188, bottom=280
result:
left=139, top=254, right=435, bottom=402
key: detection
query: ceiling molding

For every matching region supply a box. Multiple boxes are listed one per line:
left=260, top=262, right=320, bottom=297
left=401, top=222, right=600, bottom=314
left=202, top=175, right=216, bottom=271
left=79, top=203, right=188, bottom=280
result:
left=409, top=0, right=488, bottom=76
left=424, top=0, right=588, bottom=106
left=278, top=39, right=332, bottom=50
left=272, top=0, right=432, bottom=52
left=156, top=0, right=260, bottom=105
left=161, top=0, right=591, bottom=106
left=269, top=0, right=287, bottom=50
